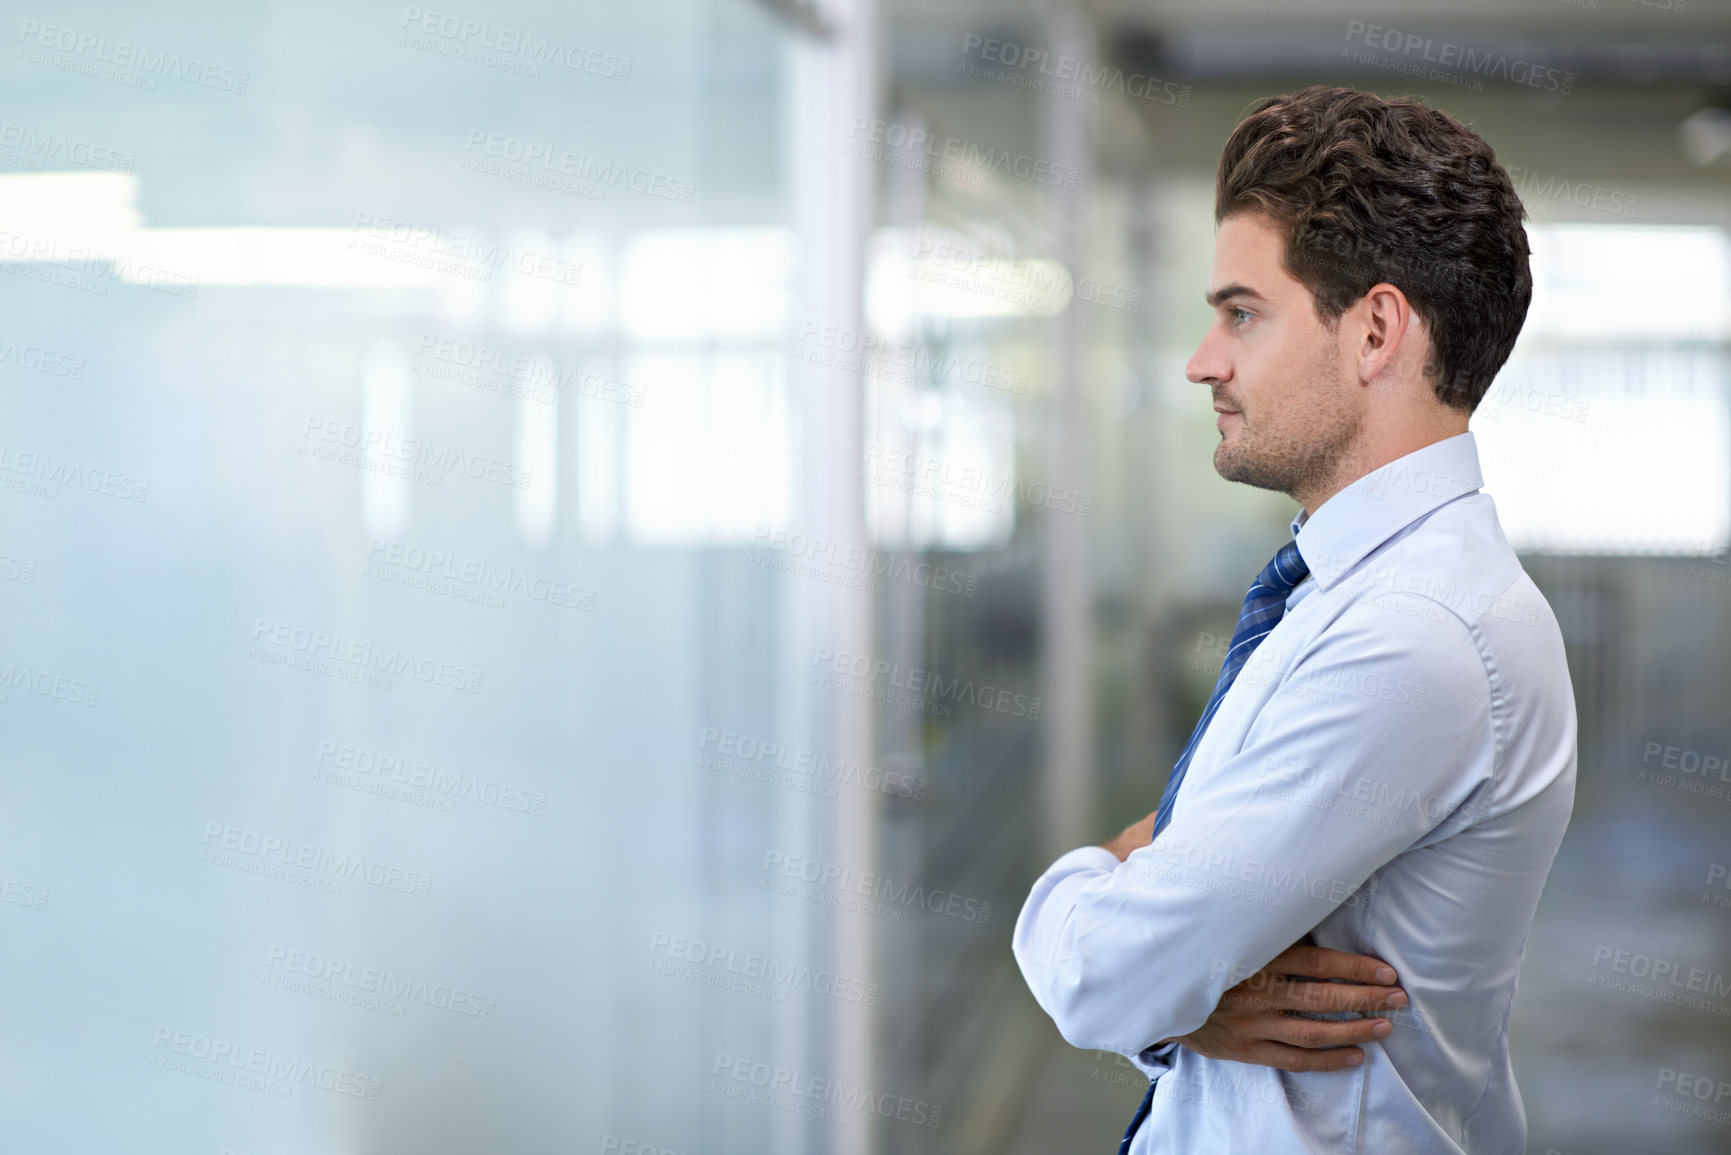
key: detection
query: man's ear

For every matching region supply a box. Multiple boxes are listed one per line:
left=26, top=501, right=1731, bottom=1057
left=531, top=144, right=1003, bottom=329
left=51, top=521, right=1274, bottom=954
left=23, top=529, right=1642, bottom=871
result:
left=1355, top=283, right=1422, bottom=387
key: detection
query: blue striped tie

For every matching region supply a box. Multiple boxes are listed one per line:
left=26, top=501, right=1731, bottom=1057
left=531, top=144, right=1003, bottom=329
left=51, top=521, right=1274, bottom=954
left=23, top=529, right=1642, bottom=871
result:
left=1117, top=538, right=1309, bottom=1154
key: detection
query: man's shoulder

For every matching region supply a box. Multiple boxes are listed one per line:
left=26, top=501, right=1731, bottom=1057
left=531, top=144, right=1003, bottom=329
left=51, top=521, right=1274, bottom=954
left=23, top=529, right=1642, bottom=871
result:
left=1335, top=492, right=1553, bottom=634
left=1321, top=494, right=1575, bottom=743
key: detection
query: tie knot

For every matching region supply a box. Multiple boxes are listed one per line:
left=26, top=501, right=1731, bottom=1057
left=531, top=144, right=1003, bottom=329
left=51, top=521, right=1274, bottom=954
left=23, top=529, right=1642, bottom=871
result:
left=1255, top=540, right=1309, bottom=598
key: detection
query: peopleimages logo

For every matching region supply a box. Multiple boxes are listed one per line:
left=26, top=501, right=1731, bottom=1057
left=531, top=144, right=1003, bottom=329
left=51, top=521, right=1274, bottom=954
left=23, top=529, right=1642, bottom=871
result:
left=0, top=120, right=134, bottom=172
left=698, top=728, right=929, bottom=801
left=1705, top=863, right=1731, bottom=911
left=15, top=19, right=250, bottom=94
left=0, top=442, right=149, bottom=502
left=760, top=850, right=992, bottom=924
left=1590, top=946, right=1731, bottom=1000
left=748, top=527, right=978, bottom=599
left=363, top=539, right=596, bottom=613
left=795, top=323, right=1029, bottom=395
left=710, top=1053, right=944, bottom=1129
left=300, top=416, right=534, bottom=490
left=347, top=212, right=584, bottom=286
left=1653, top=1066, right=1731, bottom=1126
left=848, top=117, right=1079, bottom=189
left=200, top=821, right=434, bottom=897
left=1505, top=165, right=1638, bottom=220
left=811, top=646, right=1041, bottom=719
left=0, top=660, right=100, bottom=707
left=959, top=33, right=1191, bottom=107
left=0, top=227, right=196, bottom=297
left=647, top=931, right=879, bottom=1006
left=1636, top=739, right=1731, bottom=802
left=461, top=130, right=695, bottom=204
left=249, top=617, right=484, bottom=695
left=1257, top=754, right=1464, bottom=830
left=0, top=872, right=49, bottom=911
left=314, top=741, right=547, bottom=815
left=1342, top=21, right=1575, bottom=94
left=1141, top=839, right=1380, bottom=913
left=864, top=442, right=1093, bottom=517
left=398, top=7, right=632, bottom=80
left=265, top=944, right=496, bottom=1018
left=415, top=335, right=644, bottom=407
left=149, top=1026, right=381, bottom=1100
left=0, top=335, right=85, bottom=378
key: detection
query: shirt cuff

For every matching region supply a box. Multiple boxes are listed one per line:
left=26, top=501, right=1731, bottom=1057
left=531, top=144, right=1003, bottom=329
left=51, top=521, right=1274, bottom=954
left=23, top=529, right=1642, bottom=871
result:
left=1038, top=841, right=1177, bottom=1080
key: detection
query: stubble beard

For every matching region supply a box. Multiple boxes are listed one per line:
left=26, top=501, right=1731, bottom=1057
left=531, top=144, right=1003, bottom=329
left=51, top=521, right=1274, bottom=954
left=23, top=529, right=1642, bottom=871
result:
left=1212, top=354, right=1364, bottom=502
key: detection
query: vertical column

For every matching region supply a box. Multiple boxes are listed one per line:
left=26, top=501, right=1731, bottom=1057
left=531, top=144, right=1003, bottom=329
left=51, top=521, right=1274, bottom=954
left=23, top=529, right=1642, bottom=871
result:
left=1041, top=3, right=1096, bottom=861
left=878, top=105, right=928, bottom=821
left=785, top=2, right=879, bottom=1153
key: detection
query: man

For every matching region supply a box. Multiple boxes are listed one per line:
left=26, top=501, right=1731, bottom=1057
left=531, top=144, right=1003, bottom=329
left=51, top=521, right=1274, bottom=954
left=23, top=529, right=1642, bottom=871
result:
left=1013, top=86, right=1576, bottom=1154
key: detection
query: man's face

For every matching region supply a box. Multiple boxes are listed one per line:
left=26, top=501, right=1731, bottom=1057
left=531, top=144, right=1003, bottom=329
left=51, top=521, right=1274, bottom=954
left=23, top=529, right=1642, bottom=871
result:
left=1186, top=211, right=1363, bottom=504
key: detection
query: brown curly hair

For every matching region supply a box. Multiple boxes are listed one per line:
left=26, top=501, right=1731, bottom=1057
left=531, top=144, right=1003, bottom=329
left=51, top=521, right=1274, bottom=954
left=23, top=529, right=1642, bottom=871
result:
left=1216, top=86, right=1532, bottom=412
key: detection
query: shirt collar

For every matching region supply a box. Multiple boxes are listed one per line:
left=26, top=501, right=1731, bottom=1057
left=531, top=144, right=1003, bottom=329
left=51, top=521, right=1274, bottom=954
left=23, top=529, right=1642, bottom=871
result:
left=1291, top=431, right=1484, bottom=592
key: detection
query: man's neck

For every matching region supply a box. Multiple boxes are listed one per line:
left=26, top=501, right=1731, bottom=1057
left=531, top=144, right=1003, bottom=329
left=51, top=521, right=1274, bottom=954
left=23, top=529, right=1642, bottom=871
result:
left=1294, top=420, right=1469, bottom=515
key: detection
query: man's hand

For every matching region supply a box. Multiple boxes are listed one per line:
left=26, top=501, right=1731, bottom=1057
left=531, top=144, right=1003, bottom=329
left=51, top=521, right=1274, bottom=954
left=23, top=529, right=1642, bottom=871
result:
left=1164, top=943, right=1408, bottom=1072
left=1101, top=809, right=1158, bottom=862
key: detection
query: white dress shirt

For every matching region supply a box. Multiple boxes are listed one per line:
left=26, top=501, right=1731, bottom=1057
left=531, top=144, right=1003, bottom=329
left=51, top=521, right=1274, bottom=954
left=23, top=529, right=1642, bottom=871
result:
left=1013, top=432, right=1577, bottom=1154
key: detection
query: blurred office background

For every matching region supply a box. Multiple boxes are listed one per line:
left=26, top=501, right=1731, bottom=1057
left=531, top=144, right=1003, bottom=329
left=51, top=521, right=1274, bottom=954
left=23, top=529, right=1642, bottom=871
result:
left=2, top=1, right=1729, bottom=1152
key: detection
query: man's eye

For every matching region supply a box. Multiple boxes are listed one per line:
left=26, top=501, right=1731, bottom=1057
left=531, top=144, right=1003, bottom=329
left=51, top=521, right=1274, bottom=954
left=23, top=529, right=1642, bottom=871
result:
left=1231, top=308, right=1253, bottom=326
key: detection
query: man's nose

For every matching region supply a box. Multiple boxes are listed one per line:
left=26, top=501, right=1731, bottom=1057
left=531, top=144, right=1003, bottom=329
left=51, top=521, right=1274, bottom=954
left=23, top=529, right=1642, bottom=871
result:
left=1186, top=330, right=1227, bottom=386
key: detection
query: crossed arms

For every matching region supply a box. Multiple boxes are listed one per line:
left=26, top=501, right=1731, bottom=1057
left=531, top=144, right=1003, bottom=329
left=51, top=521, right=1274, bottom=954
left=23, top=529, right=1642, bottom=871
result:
left=1012, top=597, right=1494, bottom=1073
left=1100, top=815, right=1405, bottom=1073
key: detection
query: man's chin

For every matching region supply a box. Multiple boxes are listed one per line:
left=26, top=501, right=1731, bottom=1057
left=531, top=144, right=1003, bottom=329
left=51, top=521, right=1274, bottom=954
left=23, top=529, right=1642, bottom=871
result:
left=1212, top=441, right=1241, bottom=480
left=1214, top=445, right=1284, bottom=493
